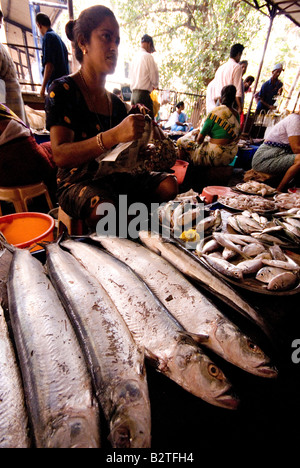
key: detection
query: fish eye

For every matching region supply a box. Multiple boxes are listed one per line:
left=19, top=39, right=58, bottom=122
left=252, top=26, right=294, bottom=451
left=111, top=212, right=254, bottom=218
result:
left=247, top=339, right=260, bottom=353
left=208, top=363, right=221, bottom=378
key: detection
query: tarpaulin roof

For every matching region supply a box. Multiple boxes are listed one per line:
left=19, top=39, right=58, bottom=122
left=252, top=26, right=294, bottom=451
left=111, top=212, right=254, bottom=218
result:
left=244, top=0, right=300, bottom=26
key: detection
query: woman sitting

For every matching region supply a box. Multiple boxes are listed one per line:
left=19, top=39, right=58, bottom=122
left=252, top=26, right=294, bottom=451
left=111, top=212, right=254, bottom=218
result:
left=45, top=5, right=177, bottom=229
left=166, top=101, right=189, bottom=132
left=177, top=85, right=240, bottom=166
left=251, top=108, right=300, bottom=192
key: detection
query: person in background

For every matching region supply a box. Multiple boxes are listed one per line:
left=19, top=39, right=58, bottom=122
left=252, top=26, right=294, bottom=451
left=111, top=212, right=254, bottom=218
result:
left=255, top=63, right=284, bottom=114
left=129, top=34, right=159, bottom=118
left=177, top=85, right=240, bottom=166
left=213, top=43, right=245, bottom=114
left=206, top=79, right=217, bottom=114
left=45, top=5, right=177, bottom=229
left=113, top=87, right=131, bottom=112
left=244, top=75, right=255, bottom=93
left=166, top=101, right=189, bottom=132
left=36, top=12, right=69, bottom=98
left=0, top=10, right=27, bottom=122
left=251, top=108, right=300, bottom=192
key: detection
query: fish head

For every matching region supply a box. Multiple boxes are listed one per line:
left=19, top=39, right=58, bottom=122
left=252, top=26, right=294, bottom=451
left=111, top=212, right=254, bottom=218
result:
left=47, top=414, right=101, bottom=448
left=109, top=379, right=151, bottom=448
left=168, top=336, right=239, bottom=410
left=214, top=320, right=277, bottom=378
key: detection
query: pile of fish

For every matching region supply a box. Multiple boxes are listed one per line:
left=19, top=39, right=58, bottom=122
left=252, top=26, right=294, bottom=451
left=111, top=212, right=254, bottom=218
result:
left=195, top=231, right=300, bottom=292
left=0, top=232, right=279, bottom=448
left=227, top=210, right=300, bottom=247
left=274, top=193, right=300, bottom=210
left=218, top=194, right=276, bottom=212
left=157, top=200, right=222, bottom=236
left=235, top=181, right=276, bottom=197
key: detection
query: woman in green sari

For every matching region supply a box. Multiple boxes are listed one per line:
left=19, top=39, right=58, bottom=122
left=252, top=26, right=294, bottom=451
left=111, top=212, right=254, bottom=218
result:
left=177, top=85, right=240, bottom=166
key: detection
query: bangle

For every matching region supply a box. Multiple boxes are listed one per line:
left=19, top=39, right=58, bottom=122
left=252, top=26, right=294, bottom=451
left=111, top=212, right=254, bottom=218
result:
left=96, top=132, right=107, bottom=153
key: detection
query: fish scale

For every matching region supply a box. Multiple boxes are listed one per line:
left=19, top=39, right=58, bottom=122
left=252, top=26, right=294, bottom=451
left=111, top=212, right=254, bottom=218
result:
left=7, top=248, right=101, bottom=448
left=45, top=242, right=151, bottom=448
left=91, top=235, right=276, bottom=378
left=0, top=305, right=30, bottom=448
left=62, top=239, right=238, bottom=410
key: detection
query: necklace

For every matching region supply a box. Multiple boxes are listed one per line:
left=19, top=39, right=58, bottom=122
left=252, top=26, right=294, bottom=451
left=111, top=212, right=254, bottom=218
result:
left=79, top=68, right=112, bottom=131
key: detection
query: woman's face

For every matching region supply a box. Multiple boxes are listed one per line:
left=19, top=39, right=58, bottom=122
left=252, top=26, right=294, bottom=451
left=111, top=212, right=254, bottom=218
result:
left=85, top=16, right=120, bottom=75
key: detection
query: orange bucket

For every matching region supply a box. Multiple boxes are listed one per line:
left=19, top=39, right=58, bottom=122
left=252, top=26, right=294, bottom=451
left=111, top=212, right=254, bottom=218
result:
left=171, top=160, right=189, bottom=184
left=0, top=212, right=55, bottom=252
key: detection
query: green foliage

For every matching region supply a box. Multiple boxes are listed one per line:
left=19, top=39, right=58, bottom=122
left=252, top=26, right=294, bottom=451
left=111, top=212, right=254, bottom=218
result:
left=114, top=0, right=263, bottom=93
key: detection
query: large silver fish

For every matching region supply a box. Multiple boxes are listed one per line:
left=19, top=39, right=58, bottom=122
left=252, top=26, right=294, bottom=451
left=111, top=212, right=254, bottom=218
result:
left=90, top=235, right=277, bottom=378
left=46, top=242, right=151, bottom=448
left=0, top=305, right=30, bottom=448
left=62, top=239, right=238, bottom=410
left=7, top=248, right=100, bottom=449
left=137, top=231, right=272, bottom=340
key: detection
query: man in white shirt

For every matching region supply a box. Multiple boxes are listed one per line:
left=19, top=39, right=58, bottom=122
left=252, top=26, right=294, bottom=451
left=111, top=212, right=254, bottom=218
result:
left=130, top=34, right=159, bottom=118
left=213, top=43, right=245, bottom=114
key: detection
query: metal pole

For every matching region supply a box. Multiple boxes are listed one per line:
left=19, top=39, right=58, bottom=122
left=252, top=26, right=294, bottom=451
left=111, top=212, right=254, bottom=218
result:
left=242, top=5, right=277, bottom=135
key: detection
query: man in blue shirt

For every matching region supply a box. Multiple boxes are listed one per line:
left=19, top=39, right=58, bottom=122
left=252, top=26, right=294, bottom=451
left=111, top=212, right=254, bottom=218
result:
left=36, top=13, right=69, bottom=98
left=255, top=63, right=283, bottom=114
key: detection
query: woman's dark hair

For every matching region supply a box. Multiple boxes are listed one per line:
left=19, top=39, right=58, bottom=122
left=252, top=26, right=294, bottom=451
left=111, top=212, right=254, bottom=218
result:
left=65, top=5, right=116, bottom=63
left=176, top=101, right=184, bottom=109
left=244, top=75, right=255, bottom=84
left=220, top=85, right=236, bottom=107
left=0, top=10, right=3, bottom=21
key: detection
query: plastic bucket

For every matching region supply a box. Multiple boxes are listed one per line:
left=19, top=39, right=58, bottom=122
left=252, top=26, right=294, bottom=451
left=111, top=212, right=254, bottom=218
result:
left=201, top=186, right=236, bottom=204
left=0, top=212, right=55, bottom=251
left=171, top=160, right=189, bottom=184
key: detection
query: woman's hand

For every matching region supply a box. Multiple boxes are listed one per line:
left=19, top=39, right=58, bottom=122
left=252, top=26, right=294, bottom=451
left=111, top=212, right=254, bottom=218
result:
left=114, top=114, right=146, bottom=143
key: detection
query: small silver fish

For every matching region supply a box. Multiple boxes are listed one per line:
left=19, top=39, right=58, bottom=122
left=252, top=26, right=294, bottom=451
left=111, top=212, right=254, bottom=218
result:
left=267, top=272, right=298, bottom=291
left=242, top=243, right=266, bottom=257
left=262, top=259, right=300, bottom=271
left=236, top=258, right=264, bottom=275
left=256, top=266, right=288, bottom=283
left=202, top=254, right=244, bottom=280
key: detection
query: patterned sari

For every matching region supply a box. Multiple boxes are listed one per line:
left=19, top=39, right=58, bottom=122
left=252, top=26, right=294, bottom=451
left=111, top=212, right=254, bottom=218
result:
left=177, top=105, right=240, bottom=166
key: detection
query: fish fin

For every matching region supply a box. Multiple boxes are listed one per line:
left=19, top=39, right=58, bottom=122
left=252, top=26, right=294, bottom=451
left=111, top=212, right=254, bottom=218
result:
left=136, top=346, right=147, bottom=376
left=145, top=349, right=161, bottom=368
left=0, top=232, right=16, bottom=253
left=178, top=330, right=209, bottom=344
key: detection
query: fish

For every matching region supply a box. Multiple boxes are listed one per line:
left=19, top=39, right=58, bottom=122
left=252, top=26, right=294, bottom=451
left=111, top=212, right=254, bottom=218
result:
left=7, top=248, right=101, bottom=449
left=222, top=247, right=237, bottom=260
left=261, top=258, right=300, bottom=271
left=62, top=238, right=238, bottom=410
left=236, top=258, right=264, bottom=275
left=269, top=245, right=286, bottom=261
left=0, top=305, right=31, bottom=448
left=224, top=233, right=262, bottom=245
left=199, top=238, right=220, bottom=254
left=255, top=266, right=288, bottom=283
left=242, top=243, right=266, bottom=257
left=89, top=235, right=277, bottom=378
left=212, top=232, right=249, bottom=259
left=251, top=232, right=286, bottom=245
left=45, top=242, right=151, bottom=448
left=267, top=272, right=298, bottom=291
left=137, top=231, right=273, bottom=339
left=201, top=254, right=244, bottom=280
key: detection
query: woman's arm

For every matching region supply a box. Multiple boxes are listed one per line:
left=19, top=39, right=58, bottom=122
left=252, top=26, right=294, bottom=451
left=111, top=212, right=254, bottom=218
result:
left=289, top=135, right=300, bottom=154
left=50, top=114, right=146, bottom=168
